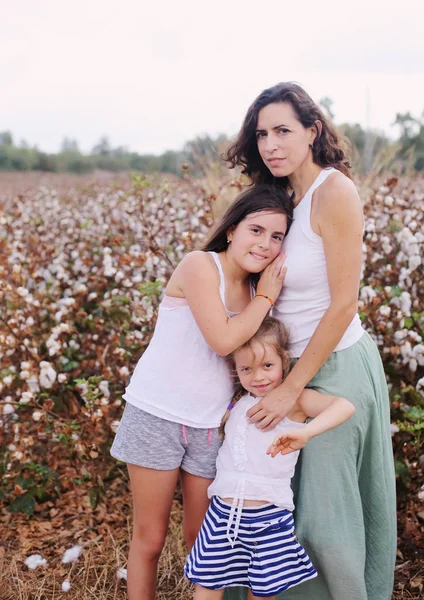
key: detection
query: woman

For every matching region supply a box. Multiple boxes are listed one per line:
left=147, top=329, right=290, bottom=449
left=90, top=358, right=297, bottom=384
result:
left=222, top=82, right=396, bottom=600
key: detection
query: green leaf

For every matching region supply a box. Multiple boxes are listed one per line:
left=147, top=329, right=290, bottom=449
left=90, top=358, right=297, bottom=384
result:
left=9, top=493, right=36, bottom=516
left=88, top=487, right=99, bottom=509
left=136, top=281, right=162, bottom=297
left=394, top=460, right=410, bottom=484
left=62, top=360, right=80, bottom=372
left=112, top=295, right=131, bottom=306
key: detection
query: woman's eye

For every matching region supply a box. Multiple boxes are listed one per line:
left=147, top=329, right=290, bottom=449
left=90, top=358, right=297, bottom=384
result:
left=256, top=132, right=266, bottom=139
left=251, top=228, right=260, bottom=234
left=265, top=363, right=273, bottom=368
left=278, top=127, right=289, bottom=134
left=273, top=234, right=283, bottom=241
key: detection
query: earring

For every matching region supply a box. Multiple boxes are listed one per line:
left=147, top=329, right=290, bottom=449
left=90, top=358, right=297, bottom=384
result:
left=227, top=238, right=231, bottom=243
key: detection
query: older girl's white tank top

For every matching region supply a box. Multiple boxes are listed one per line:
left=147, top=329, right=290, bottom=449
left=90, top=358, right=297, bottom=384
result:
left=123, top=252, right=235, bottom=428
left=273, top=167, right=364, bottom=358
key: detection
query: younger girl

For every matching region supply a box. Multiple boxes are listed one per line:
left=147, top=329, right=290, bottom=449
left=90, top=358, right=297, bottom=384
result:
left=185, top=317, right=355, bottom=600
left=111, top=185, right=293, bottom=600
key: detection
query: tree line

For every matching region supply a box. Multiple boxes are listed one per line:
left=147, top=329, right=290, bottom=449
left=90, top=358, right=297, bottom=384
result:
left=0, top=106, right=423, bottom=175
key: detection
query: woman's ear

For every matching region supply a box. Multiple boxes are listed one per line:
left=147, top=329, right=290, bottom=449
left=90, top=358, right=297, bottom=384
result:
left=311, top=120, right=322, bottom=146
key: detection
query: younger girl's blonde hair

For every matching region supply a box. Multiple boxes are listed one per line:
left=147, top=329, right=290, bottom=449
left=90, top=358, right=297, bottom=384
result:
left=219, top=317, right=291, bottom=439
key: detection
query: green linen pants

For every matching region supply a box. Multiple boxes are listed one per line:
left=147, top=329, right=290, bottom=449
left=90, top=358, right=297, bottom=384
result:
left=224, top=331, right=396, bottom=600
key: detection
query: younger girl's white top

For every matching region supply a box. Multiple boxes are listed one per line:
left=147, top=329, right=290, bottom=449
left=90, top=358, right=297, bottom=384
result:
left=273, top=167, right=364, bottom=358
left=208, top=393, right=305, bottom=510
left=123, top=252, right=235, bottom=428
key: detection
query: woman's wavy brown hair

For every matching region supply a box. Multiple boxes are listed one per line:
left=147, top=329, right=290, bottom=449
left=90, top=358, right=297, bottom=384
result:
left=224, top=82, right=351, bottom=188
left=218, top=317, right=291, bottom=439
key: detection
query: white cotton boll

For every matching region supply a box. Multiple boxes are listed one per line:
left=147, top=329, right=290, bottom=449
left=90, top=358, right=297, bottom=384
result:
left=27, top=375, right=40, bottom=393
left=384, top=196, right=394, bottom=206
left=62, top=580, right=71, bottom=592
left=414, top=345, right=424, bottom=367
left=117, top=567, right=127, bottom=580
left=409, top=358, right=418, bottom=372
left=379, top=306, right=391, bottom=317
left=111, top=420, right=120, bottom=433
left=3, top=403, right=15, bottom=415
left=62, top=545, right=83, bottom=564
left=390, top=424, right=399, bottom=436
left=99, top=381, right=110, bottom=397
left=32, top=411, right=43, bottom=421
left=400, top=292, right=412, bottom=316
left=20, top=392, right=33, bottom=404
left=418, top=490, right=424, bottom=501
left=360, top=286, right=377, bottom=303
left=58, top=374, right=67, bottom=383
left=393, top=329, right=408, bottom=344
left=25, top=554, right=48, bottom=569
left=408, top=255, right=421, bottom=271
left=39, top=362, right=57, bottom=389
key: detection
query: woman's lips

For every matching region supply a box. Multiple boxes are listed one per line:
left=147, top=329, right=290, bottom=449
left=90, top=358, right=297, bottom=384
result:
left=267, top=158, right=286, bottom=166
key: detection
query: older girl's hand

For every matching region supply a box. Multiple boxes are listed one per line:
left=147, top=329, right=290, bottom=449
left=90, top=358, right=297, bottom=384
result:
left=256, top=252, right=287, bottom=304
left=247, top=381, right=300, bottom=431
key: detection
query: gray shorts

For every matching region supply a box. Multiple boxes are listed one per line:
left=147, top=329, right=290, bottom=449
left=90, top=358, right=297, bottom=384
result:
left=110, top=402, right=223, bottom=479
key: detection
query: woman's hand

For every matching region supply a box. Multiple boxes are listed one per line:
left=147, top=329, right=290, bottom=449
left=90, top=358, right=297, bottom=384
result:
left=256, top=251, right=287, bottom=304
left=267, top=429, right=310, bottom=457
left=247, top=381, right=300, bottom=431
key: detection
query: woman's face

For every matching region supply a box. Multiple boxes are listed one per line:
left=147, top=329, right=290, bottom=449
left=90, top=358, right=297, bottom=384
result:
left=256, top=102, right=316, bottom=178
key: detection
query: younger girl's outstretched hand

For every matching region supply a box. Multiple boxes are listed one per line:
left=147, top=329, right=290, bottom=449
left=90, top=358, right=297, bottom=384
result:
left=266, top=429, right=310, bottom=457
left=256, top=251, right=287, bottom=304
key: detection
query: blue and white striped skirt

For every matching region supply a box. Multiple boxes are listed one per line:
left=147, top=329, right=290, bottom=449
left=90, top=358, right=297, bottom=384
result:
left=185, top=496, right=317, bottom=598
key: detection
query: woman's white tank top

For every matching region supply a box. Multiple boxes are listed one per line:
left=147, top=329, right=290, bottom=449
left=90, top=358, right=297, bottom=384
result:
left=273, top=167, right=364, bottom=358
left=123, top=252, right=234, bottom=428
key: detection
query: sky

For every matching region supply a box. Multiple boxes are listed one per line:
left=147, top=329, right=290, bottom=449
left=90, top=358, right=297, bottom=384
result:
left=1, top=0, right=423, bottom=155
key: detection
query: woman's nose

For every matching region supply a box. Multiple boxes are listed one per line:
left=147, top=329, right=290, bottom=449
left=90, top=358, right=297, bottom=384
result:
left=265, top=133, right=278, bottom=153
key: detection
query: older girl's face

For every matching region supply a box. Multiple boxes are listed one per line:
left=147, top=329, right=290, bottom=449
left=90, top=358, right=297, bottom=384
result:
left=256, top=102, right=317, bottom=178
left=227, top=210, right=287, bottom=273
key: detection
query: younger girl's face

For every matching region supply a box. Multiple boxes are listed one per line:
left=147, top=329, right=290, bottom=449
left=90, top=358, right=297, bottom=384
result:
left=227, top=210, right=287, bottom=273
left=234, top=340, right=283, bottom=397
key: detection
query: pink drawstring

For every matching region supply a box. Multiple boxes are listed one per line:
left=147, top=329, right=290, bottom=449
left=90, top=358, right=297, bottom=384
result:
left=181, top=425, right=212, bottom=446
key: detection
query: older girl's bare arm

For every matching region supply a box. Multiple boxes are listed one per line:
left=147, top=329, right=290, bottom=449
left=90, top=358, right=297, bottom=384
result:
left=172, top=251, right=286, bottom=356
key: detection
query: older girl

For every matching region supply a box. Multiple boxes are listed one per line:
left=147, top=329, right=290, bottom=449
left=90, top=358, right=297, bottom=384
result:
left=111, top=184, right=292, bottom=600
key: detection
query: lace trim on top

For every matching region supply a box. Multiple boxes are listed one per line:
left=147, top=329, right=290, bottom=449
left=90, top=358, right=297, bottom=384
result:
left=233, top=414, right=250, bottom=470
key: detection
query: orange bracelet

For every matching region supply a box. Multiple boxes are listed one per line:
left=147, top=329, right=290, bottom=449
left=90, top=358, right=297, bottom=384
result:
left=256, top=294, right=274, bottom=307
